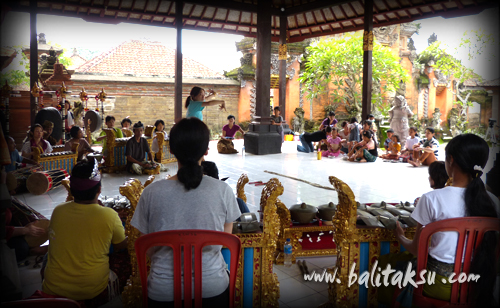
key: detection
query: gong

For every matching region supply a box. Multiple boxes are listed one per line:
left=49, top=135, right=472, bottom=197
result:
left=35, top=107, right=63, bottom=141
left=84, top=110, right=103, bottom=132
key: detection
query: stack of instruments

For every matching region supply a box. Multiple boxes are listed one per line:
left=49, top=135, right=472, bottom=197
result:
left=6, top=166, right=42, bottom=193
left=356, top=201, right=417, bottom=229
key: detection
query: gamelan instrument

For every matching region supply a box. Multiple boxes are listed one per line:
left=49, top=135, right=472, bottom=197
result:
left=26, top=169, right=69, bottom=195
left=84, top=110, right=103, bottom=132
left=35, top=107, right=63, bottom=141
left=6, top=165, right=42, bottom=193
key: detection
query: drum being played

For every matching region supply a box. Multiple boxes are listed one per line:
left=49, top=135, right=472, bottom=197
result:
left=6, top=165, right=42, bottom=193
left=26, top=169, right=69, bottom=195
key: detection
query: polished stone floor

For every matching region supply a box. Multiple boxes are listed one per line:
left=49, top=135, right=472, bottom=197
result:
left=13, top=139, right=499, bottom=307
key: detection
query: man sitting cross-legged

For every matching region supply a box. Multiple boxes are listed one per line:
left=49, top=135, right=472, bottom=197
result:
left=126, top=121, right=156, bottom=175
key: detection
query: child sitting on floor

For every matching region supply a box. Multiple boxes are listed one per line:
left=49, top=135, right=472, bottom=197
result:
left=384, top=129, right=394, bottom=152
left=348, top=130, right=378, bottom=163
left=322, top=127, right=344, bottom=158
left=400, top=126, right=420, bottom=160
left=381, top=134, right=401, bottom=160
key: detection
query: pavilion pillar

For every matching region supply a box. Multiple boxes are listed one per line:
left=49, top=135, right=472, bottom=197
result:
left=278, top=14, right=287, bottom=120
left=174, top=0, right=183, bottom=122
left=361, top=0, right=374, bottom=121
left=29, top=0, right=38, bottom=126
left=244, top=1, right=281, bottom=154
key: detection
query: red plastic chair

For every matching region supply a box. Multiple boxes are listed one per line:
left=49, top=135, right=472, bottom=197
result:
left=135, top=229, right=242, bottom=308
left=394, top=217, right=500, bottom=308
left=3, top=298, right=81, bottom=307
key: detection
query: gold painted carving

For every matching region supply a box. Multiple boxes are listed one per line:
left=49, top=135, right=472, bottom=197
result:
left=363, top=30, right=374, bottom=51
left=156, top=132, right=177, bottom=164
left=278, top=44, right=287, bottom=60
left=236, top=173, right=249, bottom=202
left=120, top=177, right=155, bottom=308
left=326, top=176, right=416, bottom=307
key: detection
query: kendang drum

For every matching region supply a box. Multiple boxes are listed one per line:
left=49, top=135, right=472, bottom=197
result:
left=26, top=169, right=69, bottom=195
left=84, top=110, right=103, bottom=132
left=35, top=107, right=63, bottom=141
left=6, top=165, right=42, bottom=193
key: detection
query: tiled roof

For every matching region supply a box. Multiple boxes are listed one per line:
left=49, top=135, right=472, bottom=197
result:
left=464, top=78, right=500, bottom=87
left=75, top=40, right=223, bottom=78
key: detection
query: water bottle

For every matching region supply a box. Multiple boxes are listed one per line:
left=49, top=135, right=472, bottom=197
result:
left=242, top=146, right=245, bottom=156
left=284, top=238, right=292, bottom=268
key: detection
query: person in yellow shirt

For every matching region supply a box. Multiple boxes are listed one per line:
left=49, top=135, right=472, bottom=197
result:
left=42, top=159, right=127, bottom=307
left=381, top=134, right=401, bottom=160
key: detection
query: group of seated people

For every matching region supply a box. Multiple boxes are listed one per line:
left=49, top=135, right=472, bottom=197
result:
left=297, top=112, right=441, bottom=167
left=7, top=114, right=174, bottom=177
left=2, top=108, right=499, bottom=307
left=380, top=126, right=439, bottom=167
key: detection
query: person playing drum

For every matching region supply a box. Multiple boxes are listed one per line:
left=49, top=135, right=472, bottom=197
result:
left=5, top=136, right=38, bottom=172
left=65, top=126, right=96, bottom=161
left=21, top=124, right=53, bottom=159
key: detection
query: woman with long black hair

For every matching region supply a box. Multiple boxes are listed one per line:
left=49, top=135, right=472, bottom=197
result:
left=379, top=134, right=500, bottom=306
left=131, top=117, right=241, bottom=307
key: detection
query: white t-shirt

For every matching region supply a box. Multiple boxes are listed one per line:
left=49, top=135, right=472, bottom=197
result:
left=411, top=186, right=500, bottom=263
left=131, top=176, right=241, bottom=301
left=405, top=136, right=421, bottom=150
left=21, top=139, right=53, bottom=156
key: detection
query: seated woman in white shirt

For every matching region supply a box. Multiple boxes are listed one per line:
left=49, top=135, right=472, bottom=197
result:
left=378, top=133, right=500, bottom=307
left=21, top=124, right=53, bottom=159
left=131, top=117, right=241, bottom=308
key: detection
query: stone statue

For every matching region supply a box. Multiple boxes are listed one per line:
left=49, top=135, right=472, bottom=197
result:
left=428, top=33, right=438, bottom=46
left=389, top=95, right=413, bottom=149
left=448, top=108, right=462, bottom=137
left=430, top=107, right=442, bottom=130
left=291, top=107, right=305, bottom=133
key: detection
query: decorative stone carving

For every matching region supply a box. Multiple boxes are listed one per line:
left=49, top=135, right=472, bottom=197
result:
left=291, top=107, right=305, bottom=133
left=407, top=38, right=416, bottom=51
left=270, top=54, right=297, bottom=80
left=389, top=95, right=413, bottom=149
left=433, top=69, right=450, bottom=95
left=428, top=32, right=438, bottom=46
left=249, top=81, right=256, bottom=119
left=430, top=107, right=442, bottom=129
left=400, top=23, right=419, bottom=39
left=373, top=25, right=399, bottom=47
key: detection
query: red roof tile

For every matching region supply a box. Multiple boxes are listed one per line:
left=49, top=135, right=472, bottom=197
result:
left=75, top=40, right=223, bottom=78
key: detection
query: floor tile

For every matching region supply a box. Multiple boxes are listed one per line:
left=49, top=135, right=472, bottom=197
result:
left=276, top=277, right=317, bottom=304
left=286, top=292, right=329, bottom=308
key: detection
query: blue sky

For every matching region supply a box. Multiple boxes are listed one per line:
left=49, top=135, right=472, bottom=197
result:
left=1, top=7, right=498, bottom=79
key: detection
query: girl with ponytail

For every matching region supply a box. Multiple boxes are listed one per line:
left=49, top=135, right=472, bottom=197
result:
left=386, top=133, right=500, bottom=307
left=131, top=117, right=241, bottom=307
left=185, top=86, right=226, bottom=121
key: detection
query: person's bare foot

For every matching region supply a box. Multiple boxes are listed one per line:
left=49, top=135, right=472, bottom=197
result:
left=408, top=160, right=417, bottom=167
left=413, top=159, right=421, bottom=167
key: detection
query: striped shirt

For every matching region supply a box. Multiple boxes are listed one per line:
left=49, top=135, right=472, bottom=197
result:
left=419, top=137, right=439, bottom=157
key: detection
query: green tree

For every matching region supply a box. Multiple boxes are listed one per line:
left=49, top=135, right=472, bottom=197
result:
left=0, top=43, right=73, bottom=88
left=299, top=33, right=409, bottom=119
left=417, top=30, right=494, bottom=135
